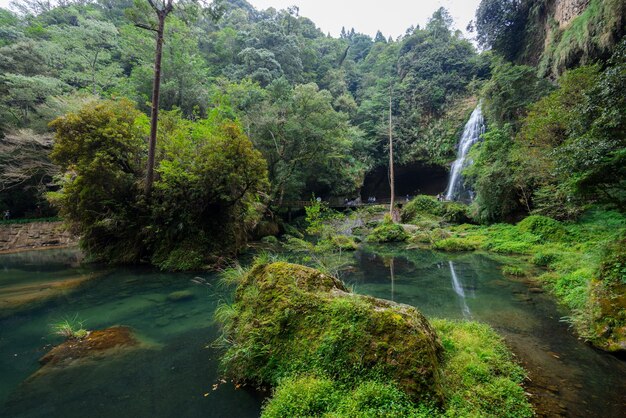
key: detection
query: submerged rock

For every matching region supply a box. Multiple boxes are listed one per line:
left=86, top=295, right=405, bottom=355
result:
left=167, top=290, right=195, bottom=302
left=39, top=326, right=142, bottom=369
left=220, top=261, right=444, bottom=403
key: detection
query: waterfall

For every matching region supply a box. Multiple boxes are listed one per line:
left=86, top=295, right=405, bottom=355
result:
left=445, top=105, right=485, bottom=201
left=449, top=261, right=471, bottom=318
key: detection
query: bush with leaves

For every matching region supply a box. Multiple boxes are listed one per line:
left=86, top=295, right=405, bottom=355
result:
left=49, top=99, right=268, bottom=269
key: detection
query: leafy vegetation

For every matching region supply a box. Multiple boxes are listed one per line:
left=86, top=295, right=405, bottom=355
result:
left=215, top=259, right=533, bottom=417
left=48, top=99, right=267, bottom=269
left=413, top=209, right=626, bottom=351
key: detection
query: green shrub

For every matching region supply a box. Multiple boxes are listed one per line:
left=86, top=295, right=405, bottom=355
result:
left=440, top=202, right=471, bottom=224
left=367, top=217, right=408, bottom=243
left=517, top=215, right=569, bottom=242
left=261, top=236, right=280, bottom=245
left=401, top=195, right=442, bottom=223
left=329, top=234, right=359, bottom=251
left=598, top=235, right=626, bottom=285
left=532, top=251, right=559, bottom=267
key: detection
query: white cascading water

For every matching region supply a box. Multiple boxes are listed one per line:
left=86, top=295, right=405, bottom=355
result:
left=445, top=105, right=485, bottom=201
left=449, top=261, right=471, bottom=318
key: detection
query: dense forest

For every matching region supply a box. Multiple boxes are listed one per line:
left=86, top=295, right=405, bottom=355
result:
left=1, top=0, right=625, bottom=416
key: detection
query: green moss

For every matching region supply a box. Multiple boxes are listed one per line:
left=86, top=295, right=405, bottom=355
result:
left=517, top=215, right=568, bottom=242
left=261, top=236, right=279, bottom=245
left=367, top=218, right=408, bottom=243
left=219, top=261, right=443, bottom=404
left=217, top=261, right=533, bottom=417
left=432, top=319, right=533, bottom=418
left=262, top=376, right=434, bottom=418
left=329, top=235, right=359, bottom=251
left=433, top=237, right=480, bottom=252
left=402, top=195, right=442, bottom=223
left=422, top=208, right=626, bottom=352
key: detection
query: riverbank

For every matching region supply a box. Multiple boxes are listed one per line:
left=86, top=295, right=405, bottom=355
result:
left=396, top=197, right=626, bottom=353
left=0, top=221, right=78, bottom=254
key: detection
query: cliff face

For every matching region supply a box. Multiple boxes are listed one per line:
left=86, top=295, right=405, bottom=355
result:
left=554, top=0, right=590, bottom=28
left=517, top=0, right=625, bottom=77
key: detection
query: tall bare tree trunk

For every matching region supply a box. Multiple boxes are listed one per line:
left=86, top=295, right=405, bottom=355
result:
left=388, top=85, right=395, bottom=219
left=145, top=14, right=166, bottom=196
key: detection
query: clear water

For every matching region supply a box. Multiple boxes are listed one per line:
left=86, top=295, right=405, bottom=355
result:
left=1, top=247, right=625, bottom=417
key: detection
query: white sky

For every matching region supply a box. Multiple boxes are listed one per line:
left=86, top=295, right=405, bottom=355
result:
left=248, top=0, right=482, bottom=39
left=0, top=0, right=482, bottom=39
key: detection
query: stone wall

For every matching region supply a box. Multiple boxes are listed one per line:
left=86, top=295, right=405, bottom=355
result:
left=0, top=221, right=78, bottom=253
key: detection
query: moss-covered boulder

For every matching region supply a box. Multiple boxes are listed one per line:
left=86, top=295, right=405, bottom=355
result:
left=367, top=217, right=409, bottom=243
left=219, top=261, right=444, bottom=404
left=516, top=215, right=568, bottom=242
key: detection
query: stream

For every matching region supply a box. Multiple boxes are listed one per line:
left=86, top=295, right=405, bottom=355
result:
left=0, top=247, right=624, bottom=417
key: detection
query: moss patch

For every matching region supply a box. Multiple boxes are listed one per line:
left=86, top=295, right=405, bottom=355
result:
left=216, top=261, right=534, bottom=417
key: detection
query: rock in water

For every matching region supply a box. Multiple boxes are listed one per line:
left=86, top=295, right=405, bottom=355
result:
left=39, top=326, right=140, bottom=367
left=166, top=290, right=195, bottom=302
left=220, top=262, right=444, bottom=403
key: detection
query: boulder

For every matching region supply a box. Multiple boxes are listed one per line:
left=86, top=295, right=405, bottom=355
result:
left=221, top=262, right=444, bottom=403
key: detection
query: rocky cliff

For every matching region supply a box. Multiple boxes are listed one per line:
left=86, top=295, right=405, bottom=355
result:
left=0, top=221, right=78, bottom=253
left=517, top=0, right=624, bottom=77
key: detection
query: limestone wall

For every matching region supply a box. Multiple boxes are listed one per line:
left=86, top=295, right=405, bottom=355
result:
left=0, top=221, right=78, bottom=253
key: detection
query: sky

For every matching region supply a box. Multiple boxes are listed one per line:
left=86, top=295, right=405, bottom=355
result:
left=247, top=0, right=482, bottom=39
left=0, top=0, right=482, bottom=39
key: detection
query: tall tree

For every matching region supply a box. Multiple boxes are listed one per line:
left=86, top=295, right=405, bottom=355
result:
left=135, top=0, right=174, bottom=196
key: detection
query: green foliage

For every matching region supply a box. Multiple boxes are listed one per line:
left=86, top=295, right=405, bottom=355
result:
left=217, top=261, right=444, bottom=404
left=367, top=216, right=408, bottom=243
left=432, top=319, right=533, bottom=418
left=426, top=208, right=626, bottom=351
left=48, top=99, right=148, bottom=263
left=598, top=235, right=626, bottom=286
left=475, top=0, right=526, bottom=58
left=516, top=215, right=568, bottom=242
left=433, top=237, right=481, bottom=252
left=538, top=0, right=625, bottom=77
left=49, top=100, right=268, bottom=269
left=217, top=261, right=532, bottom=417
left=51, top=315, right=89, bottom=340
left=465, top=126, right=521, bottom=222
left=482, top=60, right=553, bottom=128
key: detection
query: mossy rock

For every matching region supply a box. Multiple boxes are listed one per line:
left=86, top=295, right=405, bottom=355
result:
left=367, top=221, right=409, bottom=243
left=329, top=234, right=359, bottom=251
left=220, top=262, right=444, bottom=404
left=517, top=215, right=568, bottom=242
left=402, top=195, right=442, bottom=223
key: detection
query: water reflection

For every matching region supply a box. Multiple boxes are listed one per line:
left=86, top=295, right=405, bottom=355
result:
left=448, top=261, right=471, bottom=319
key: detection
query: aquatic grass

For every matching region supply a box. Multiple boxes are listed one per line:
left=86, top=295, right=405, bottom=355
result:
left=50, top=314, right=89, bottom=340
